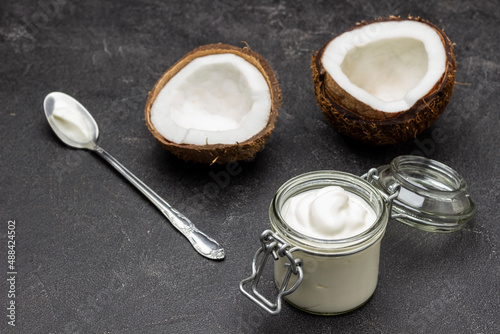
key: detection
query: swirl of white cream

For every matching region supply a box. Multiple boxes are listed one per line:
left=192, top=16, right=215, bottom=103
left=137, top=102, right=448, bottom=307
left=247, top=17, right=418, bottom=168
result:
left=282, top=186, right=376, bottom=239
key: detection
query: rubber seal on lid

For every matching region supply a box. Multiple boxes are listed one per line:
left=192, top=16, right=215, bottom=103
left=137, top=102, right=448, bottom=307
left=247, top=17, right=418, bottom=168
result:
left=369, top=155, right=476, bottom=232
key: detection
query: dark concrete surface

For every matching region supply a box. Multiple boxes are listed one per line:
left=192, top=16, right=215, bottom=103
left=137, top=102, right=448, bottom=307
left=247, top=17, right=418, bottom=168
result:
left=1, top=0, right=499, bottom=333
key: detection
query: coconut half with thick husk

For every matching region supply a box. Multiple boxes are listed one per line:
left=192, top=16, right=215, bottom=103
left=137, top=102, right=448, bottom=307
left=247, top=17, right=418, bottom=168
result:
left=145, top=43, right=281, bottom=164
left=312, top=16, right=456, bottom=145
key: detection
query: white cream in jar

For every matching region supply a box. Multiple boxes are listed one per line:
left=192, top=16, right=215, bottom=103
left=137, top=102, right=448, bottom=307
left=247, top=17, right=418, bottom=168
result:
left=275, top=185, right=379, bottom=314
left=281, top=186, right=376, bottom=240
left=270, top=173, right=387, bottom=315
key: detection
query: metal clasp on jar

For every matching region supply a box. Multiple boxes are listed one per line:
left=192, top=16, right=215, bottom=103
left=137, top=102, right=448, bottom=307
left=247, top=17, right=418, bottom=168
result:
left=363, top=167, right=401, bottom=212
left=239, top=230, right=303, bottom=315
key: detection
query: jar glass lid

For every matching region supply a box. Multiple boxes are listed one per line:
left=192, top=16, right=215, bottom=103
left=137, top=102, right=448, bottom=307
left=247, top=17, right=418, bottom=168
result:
left=368, top=155, right=476, bottom=232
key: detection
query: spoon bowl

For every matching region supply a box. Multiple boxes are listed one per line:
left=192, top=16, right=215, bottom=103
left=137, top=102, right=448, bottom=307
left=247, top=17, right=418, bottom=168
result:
left=44, top=92, right=225, bottom=260
left=44, top=92, right=99, bottom=149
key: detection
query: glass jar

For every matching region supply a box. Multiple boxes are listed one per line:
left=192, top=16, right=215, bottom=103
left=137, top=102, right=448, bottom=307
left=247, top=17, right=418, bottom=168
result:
left=240, top=156, right=475, bottom=315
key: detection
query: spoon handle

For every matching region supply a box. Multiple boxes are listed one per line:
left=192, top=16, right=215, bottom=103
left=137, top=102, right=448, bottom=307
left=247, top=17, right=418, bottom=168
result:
left=93, top=145, right=225, bottom=260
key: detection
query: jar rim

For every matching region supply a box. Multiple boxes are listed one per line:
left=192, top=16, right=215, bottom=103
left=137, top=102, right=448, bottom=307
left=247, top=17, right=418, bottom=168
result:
left=390, top=155, right=467, bottom=196
left=269, top=170, right=389, bottom=256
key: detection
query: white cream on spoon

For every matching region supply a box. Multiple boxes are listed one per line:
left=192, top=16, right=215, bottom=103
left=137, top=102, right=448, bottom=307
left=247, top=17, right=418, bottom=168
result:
left=51, top=107, right=93, bottom=144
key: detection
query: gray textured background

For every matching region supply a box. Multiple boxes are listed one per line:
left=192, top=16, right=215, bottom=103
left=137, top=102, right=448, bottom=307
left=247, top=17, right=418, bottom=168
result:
left=1, top=0, right=499, bottom=333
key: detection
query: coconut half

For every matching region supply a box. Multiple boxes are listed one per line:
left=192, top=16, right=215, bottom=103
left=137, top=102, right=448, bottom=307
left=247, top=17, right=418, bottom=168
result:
left=312, top=16, right=456, bottom=145
left=145, top=43, right=281, bottom=164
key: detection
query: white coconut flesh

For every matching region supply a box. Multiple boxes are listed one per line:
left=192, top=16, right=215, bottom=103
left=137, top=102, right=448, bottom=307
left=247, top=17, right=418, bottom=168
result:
left=150, top=53, right=272, bottom=145
left=322, top=20, right=447, bottom=113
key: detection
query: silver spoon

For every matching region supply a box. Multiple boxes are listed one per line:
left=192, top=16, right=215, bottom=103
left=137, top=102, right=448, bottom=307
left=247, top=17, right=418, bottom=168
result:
left=44, top=92, right=225, bottom=260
